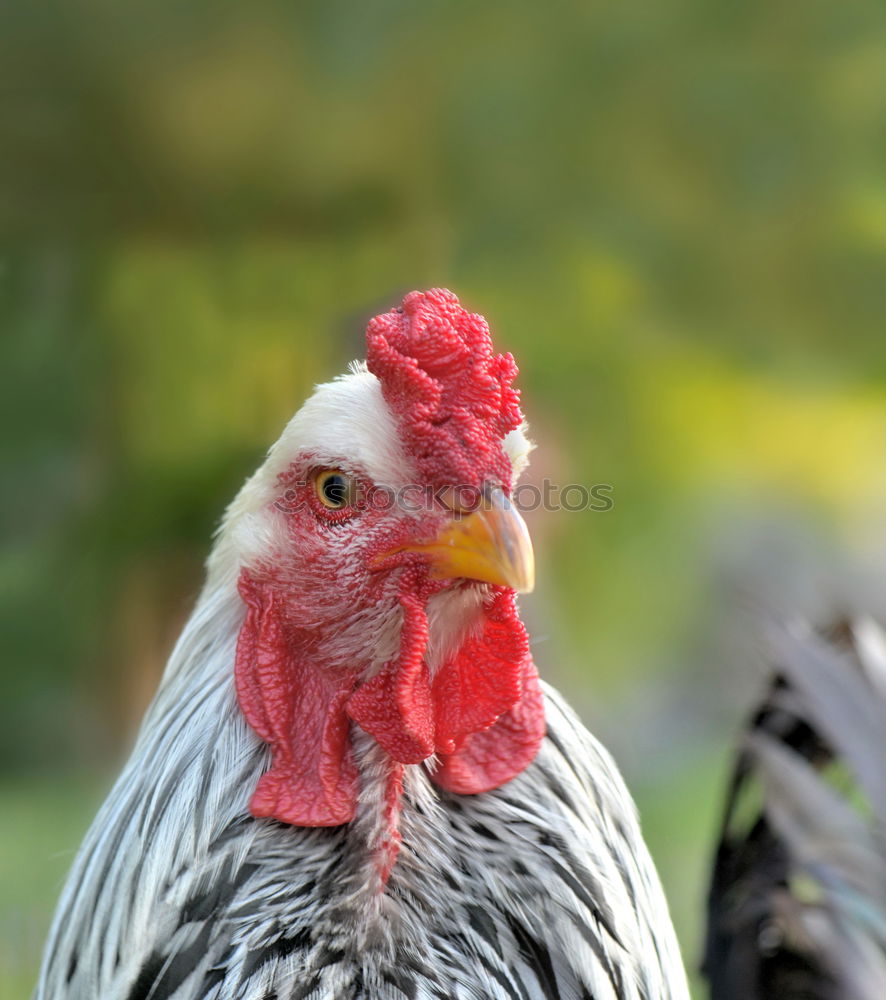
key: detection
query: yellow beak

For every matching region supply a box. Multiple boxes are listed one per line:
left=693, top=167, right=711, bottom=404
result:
left=390, top=486, right=535, bottom=594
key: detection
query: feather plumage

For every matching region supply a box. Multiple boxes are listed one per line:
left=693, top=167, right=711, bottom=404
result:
left=703, top=619, right=886, bottom=1000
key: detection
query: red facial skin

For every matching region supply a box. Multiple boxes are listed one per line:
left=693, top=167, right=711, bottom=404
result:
left=234, top=290, right=546, bottom=876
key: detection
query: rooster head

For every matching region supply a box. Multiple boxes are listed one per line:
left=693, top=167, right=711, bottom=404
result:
left=223, top=289, right=545, bottom=827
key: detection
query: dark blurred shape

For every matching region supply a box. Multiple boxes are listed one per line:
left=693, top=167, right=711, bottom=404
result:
left=703, top=618, right=886, bottom=1000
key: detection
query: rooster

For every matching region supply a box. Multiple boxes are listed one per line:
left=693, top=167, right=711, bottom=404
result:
left=35, top=289, right=688, bottom=1000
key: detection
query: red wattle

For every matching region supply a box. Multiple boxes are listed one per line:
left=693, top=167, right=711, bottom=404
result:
left=345, top=663, right=436, bottom=764
left=235, top=575, right=546, bottom=826
left=347, top=582, right=545, bottom=796
left=432, top=656, right=546, bottom=795
left=431, top=589, right=529, bottom=752
left=235, top=571, right=359, bottom=826
left=346, top=584, right=436, bottom=762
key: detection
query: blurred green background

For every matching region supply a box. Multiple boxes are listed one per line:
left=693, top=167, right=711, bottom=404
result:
left=4, top=1, right=886, bottom=996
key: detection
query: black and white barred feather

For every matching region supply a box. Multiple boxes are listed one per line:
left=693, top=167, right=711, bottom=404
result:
left=703, top=618, right=886, bottom=1000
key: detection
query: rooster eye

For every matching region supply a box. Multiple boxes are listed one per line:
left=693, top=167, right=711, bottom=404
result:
left=314, top=469, right=358, bottom=510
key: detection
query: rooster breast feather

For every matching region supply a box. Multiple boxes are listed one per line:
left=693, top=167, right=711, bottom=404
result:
left=36, top=667, right=686, bottom=999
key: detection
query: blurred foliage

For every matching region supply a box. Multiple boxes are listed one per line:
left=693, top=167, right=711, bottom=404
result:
left=3, top=0, right=886, bottom=996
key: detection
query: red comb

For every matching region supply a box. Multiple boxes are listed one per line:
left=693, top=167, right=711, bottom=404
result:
left=366, top=289, right=523, bottom=491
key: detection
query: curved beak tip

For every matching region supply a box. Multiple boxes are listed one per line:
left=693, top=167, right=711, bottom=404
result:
left=407, top=487, right=536, bottom=593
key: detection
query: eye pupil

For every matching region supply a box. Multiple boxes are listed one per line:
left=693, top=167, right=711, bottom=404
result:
left=322, top=474, right=348, bottom=508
